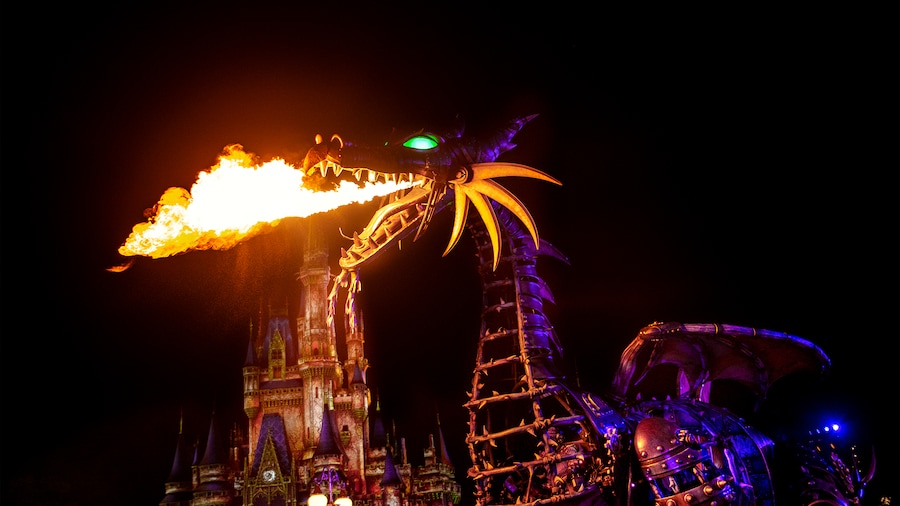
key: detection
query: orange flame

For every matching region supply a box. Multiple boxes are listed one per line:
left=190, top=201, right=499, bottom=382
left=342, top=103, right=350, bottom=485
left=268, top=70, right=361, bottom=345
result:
left=117, top=144, right=416, bottom=260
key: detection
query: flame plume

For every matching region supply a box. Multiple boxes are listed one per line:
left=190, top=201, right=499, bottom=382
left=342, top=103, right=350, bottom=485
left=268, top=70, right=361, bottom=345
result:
left=116, top=144, right=416, bottom=261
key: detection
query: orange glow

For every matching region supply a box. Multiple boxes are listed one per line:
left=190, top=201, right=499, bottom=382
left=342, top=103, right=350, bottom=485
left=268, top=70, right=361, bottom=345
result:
left=118, top=144, right=416, bottom=259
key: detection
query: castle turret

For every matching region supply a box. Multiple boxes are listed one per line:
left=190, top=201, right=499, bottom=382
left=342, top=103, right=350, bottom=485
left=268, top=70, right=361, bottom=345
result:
left=243, top=326, right=261, bottom=421
left=381, top=449, right=404, bottom=506
left=310, top=404, right=352, bottom=505
left=313, top=404, right=346, bottom=470
left=342, top=294, right=368, bottom=392
left=365, top=397, right=389, bottom=495
left=160, top=413, right=194, bottom=506
left=192, top=411, right=236, bottom=506
left=336, top=362, right=369, bottom=493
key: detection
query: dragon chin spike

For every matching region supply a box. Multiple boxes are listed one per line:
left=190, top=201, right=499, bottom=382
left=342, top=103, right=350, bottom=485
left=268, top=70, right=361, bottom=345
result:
left=414, top=183, right=444, bottom=242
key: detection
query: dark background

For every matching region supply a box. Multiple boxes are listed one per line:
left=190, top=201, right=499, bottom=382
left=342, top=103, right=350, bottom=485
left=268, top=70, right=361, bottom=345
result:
left=2, top=3, right=896, bottom=505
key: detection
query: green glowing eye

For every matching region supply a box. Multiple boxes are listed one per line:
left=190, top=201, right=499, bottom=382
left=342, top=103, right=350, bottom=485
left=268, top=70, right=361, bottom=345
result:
left=402, top=135, right=439, bottom=150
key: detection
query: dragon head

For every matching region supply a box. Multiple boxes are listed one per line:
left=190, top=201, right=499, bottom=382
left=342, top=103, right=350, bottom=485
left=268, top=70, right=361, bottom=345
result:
left=301, top=115, right=562, bottom=329
left=301, top=114, right=561, bottom=273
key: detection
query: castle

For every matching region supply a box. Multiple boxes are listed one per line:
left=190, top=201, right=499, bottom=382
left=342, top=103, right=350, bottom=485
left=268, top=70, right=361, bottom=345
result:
left=159, top=222, right=463, bottom=506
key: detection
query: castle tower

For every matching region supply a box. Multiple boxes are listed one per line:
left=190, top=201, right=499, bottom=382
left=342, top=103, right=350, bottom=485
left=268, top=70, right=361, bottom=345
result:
left=239, top=294, right=306, bottom=506
left=342, top=285, right=368, bottom=392
left=297, top=221, right=344, bottom=452
left=335, top=362, right=369, bottom=495
left=241, top=219, right=366, bottom=504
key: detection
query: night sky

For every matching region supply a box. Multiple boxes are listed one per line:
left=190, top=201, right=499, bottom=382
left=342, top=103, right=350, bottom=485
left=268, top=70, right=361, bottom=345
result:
left=3, top=3, right=897, bottom=505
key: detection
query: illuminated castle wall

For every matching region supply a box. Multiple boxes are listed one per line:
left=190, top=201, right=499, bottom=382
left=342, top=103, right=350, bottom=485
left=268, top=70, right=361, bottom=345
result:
left=160, top=221, right=462, bottom=506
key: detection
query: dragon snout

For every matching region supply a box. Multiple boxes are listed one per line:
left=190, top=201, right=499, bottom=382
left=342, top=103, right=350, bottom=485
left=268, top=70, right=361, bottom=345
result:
left=301, top=134, right=433, bottom=189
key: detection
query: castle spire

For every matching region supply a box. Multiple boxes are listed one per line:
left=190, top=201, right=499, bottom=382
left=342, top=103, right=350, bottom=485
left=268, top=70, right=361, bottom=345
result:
left=380, top=448, right=404, bottom=506
left=370, top=396, right=387, bottom=449
left=159, top=410, right=193, bottom=505
left=244, top=323, right=257, bottom=367
left=314, top=404, right=344, bottom=458
left=381, top=449, right=402, bottom=487
left=200, top=409, right=228, bottom=465
left=437, top=412, right=452, bottom=467
left=193, top=409, right=235, bottom=504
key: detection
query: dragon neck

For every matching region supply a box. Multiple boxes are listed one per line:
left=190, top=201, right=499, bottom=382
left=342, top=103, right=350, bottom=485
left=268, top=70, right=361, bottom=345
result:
left=463, top=203, right=624, bottom=506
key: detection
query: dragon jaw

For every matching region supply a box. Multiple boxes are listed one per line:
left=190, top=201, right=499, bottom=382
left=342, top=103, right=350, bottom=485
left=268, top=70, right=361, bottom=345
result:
left=332, top=162, right=560, bottom=273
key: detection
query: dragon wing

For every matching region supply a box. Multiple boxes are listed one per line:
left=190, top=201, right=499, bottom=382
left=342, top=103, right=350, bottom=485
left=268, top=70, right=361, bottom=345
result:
left=609, top=321, right=832, bottom=411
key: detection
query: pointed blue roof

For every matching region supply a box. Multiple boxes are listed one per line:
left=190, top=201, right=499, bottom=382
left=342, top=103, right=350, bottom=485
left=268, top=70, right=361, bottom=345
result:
left=381, top=449, right=402, bottom=486
left=244, top=334, right=257, bottom=367
left=314, top=406, right=344, bottom=457
left=436, top=413, right=453, bottom=467
left=200, top=411, right=228, bottom=465
left=370, top=401, right=387, bottom=448
left=263, top=314, right=297, bottom=365
left=165, top=421, right=193, bottom=482
left=350, top=363, right=365, bottom=385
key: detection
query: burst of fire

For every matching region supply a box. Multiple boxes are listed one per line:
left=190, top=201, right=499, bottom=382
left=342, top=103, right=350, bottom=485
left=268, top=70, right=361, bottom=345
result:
left=116, top=144, right=416, bottom=262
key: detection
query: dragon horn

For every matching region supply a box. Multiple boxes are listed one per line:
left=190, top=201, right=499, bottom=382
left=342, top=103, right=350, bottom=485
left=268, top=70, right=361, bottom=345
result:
left=469, top=162, right=562, bottom=186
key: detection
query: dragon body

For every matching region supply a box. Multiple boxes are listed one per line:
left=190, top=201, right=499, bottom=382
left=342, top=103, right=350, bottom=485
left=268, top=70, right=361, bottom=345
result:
left=302, top=116, right=875, bottom=506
